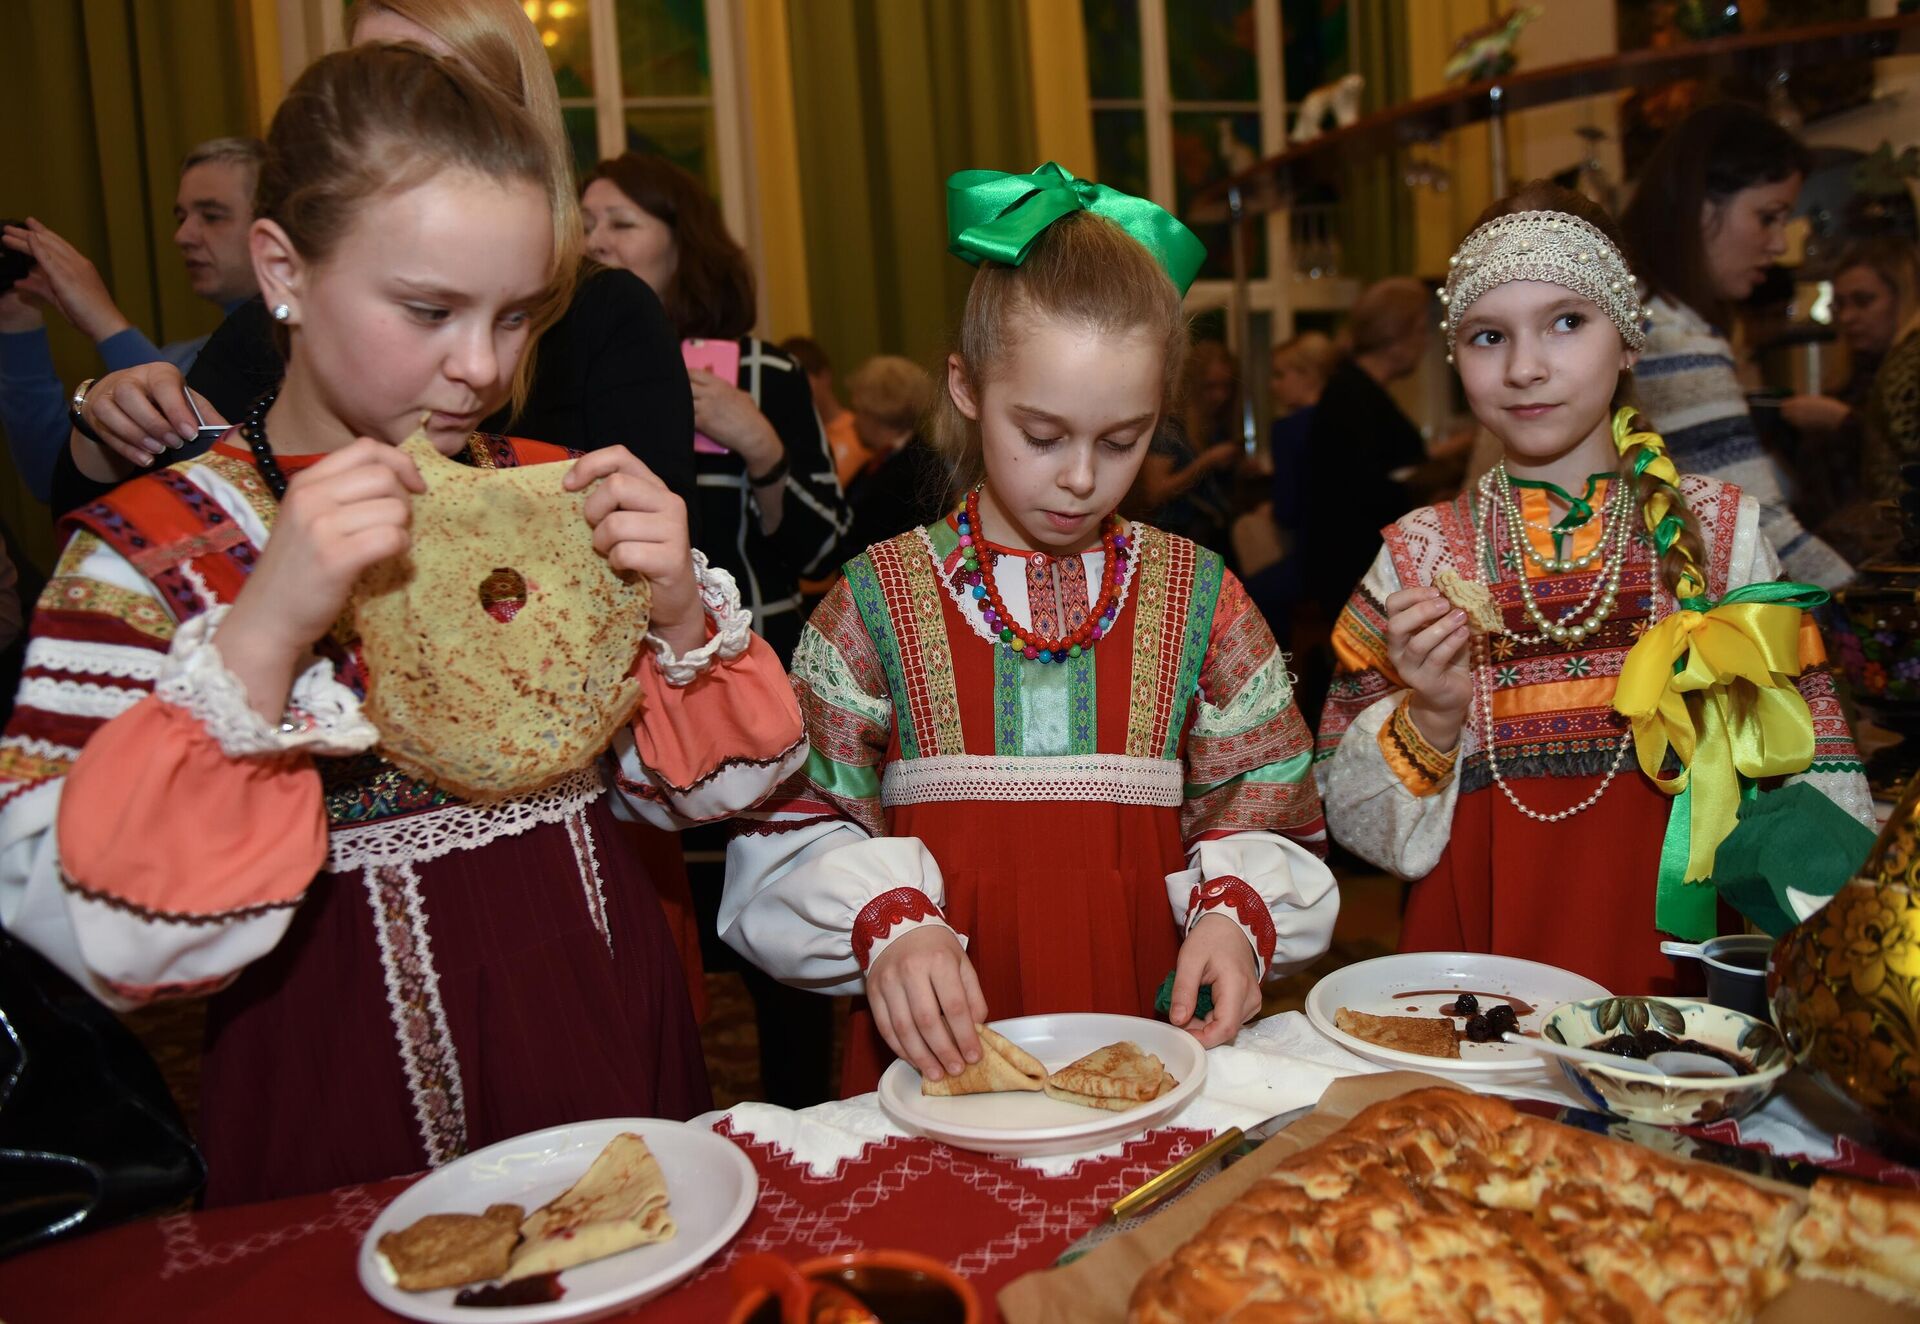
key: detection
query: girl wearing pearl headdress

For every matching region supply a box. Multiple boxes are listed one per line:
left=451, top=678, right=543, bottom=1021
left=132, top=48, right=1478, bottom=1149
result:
left=1314, top=182, right=1870, bottom=997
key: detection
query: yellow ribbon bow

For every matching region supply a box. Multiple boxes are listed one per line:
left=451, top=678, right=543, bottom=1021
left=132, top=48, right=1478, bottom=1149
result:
left=1613, top=590, right=1820, bottom=882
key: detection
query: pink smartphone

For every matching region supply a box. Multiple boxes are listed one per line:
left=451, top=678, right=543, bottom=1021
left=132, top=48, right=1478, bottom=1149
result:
left=682, top=338, right=742, bottom=455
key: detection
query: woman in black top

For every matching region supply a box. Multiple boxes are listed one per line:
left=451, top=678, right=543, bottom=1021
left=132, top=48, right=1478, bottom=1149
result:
left=1302, top=277, right=1436, bottom=619
left=582, top=153, right=848, bottom=663
left=52, top=268, right=698, bottom=524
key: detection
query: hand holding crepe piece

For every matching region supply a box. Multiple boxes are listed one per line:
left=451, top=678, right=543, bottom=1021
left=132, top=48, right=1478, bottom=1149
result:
left=1434, top=568, right=1501, bottom=635
left=351, top=430, right=652, bottom=800
left=1044, top=1042, right=1178, bottom=1112
left=920, top=1024, right=1047, bottom=1096
left=377, top=1203, right=524, bottom=1291
left=504, top=1132, right=675, bottom=1281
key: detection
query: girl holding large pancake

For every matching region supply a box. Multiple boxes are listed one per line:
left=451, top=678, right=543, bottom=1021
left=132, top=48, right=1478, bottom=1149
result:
left=0, top=46, right=803, bottom=1204
left=1315, top=182, right=1871, bottom=996
left=722, top=166, right=1339, bottom=1092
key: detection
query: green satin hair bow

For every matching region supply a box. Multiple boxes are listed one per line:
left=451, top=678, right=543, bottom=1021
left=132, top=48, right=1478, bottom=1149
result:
left=946, top=162, right=1208, bottom=295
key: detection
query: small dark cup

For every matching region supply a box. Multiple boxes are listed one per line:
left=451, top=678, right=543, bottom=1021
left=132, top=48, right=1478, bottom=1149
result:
left=1698, top=935, right=1774, bottom=1020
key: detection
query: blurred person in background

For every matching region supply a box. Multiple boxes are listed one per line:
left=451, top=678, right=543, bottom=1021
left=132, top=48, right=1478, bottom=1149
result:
left=1127, top=339, right=1242, bottom=560
left=0, top=138, right=262, bottom=501
left=1302, top=277, right=1435, bottom=621
left=782, top=334, right=870, bottom=489
left=843, top=354, right=944, bottom=553
left=1778, top=236, right=1919, bottom=563
left=582, top=152, right=849, bottom=665
left=1622, top=100, right=1851, bottom=588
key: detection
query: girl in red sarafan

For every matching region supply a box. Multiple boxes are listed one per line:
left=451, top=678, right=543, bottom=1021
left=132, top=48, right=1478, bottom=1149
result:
left=723, top=165, right=1338, bottom=1095
left=1314, top=181, right=1870, bottom=998
left=0, top=46, right=803, bottom=1204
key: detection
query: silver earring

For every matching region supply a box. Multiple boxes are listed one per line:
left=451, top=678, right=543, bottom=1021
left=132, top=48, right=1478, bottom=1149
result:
left=272, top=303, right=291, bottom=322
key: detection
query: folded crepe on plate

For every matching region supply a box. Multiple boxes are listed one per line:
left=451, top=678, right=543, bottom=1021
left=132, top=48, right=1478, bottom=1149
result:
left=1043, top=1041, right=1178, bottom=1112
left=1333, top=1007, right=1462, bottom=1060
left=921, top=1024, right=1047, bottom=1096
left=503, top=1132, right=675, bottom=1281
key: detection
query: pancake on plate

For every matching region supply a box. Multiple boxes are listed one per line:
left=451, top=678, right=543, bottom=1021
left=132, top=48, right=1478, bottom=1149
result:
left=504, top=1132, right=675, bottom=1281
left=1333, top=1008, right=1462, bottom=1059
left=1043, top=1042, right=1178, bottom=1112
left=921, top=1024, right=1047, bottom=1096
left=376, top=1202, right=524, bottom=1291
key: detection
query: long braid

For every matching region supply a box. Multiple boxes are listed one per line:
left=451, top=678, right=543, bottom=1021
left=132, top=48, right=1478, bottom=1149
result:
left=1611, top=408, right=1709, bottom=606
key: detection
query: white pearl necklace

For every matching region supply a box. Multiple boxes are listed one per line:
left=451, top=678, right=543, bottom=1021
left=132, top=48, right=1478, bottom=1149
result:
left=1475, top=470, right=1632, bottom=647
left=1465, top=471, right=1654, bottom=824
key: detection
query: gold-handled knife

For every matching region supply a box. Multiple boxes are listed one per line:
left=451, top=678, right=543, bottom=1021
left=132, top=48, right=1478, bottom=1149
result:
left=1106, top=1104, right=1312, bottom=1223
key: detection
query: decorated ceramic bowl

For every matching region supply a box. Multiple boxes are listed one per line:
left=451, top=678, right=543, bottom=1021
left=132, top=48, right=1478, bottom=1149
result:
left=1540, top=997, right=1790, bottom=1126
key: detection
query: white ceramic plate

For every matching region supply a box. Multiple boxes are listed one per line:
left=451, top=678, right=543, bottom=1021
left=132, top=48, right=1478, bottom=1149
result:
left=357, top=1118, right=757, bottom=1324
left=876, top=1012, right=1206, bottom=1158
left=1306, top=952, right=1611, bottom=1078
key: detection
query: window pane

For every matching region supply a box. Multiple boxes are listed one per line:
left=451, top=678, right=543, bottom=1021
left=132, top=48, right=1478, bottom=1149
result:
left=1168, top=0, right=1258, bottom=103
left=623, top=107, right=717, bottom=194
left=1092, top=109, right=1149, bottom=198
left=527, top=0, right=595, bottom=96
left=1281, top=0, right=1350, bottom=107
left=1081, top=0, right=1142, bottom=100
left=563, top=105, right=600, bottom=179
left=617, top=0, right=711, bottom=98
left=1173, top=110, right=1267, bottom=279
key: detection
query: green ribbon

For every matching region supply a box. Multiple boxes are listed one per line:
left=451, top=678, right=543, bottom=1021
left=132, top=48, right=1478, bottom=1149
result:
left=946, top=162, right=1209, bottom=295
left=1649, top=578, right=1829, bottom=939
left=1509, top=472, right=1606, bottom=531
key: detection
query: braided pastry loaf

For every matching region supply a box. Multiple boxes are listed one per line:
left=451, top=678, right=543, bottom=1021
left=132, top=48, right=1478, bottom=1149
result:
left=1130, top=1088, right=1804, bottom=1323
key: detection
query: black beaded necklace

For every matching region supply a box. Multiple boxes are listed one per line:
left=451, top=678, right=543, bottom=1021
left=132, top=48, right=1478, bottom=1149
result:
left=239, top=391, right=289, bottom=501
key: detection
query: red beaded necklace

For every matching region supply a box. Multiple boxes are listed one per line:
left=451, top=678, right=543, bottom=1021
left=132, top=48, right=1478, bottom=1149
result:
left=957, top=487, right=1130, bottom=664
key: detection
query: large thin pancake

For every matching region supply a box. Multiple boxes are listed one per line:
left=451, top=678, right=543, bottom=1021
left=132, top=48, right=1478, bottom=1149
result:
left=922, top=1024, right=1047, bottom=1096
left=503, top=1132, right=675, bottom=1281
left=1334, top=1008, right=1462, bottom=1059
left=351, top=431, right=650, bottom=800
left=1043, top=1042, right=1177, bottom=1110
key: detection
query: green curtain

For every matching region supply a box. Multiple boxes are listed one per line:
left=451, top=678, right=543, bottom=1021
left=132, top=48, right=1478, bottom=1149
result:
left=0, top=0, right=255, bottom=569
left=786, top=0, right=1035, bottom=372
left=1339, top=0, right=1413, bottom=284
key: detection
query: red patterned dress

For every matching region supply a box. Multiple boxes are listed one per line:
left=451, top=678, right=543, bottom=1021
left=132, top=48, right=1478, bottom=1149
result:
left=0, top=435, right=805, bottom=1204
left=723, top=518, right=1337, bottom=1094
left=1315, top=472, right=1870, bottom=996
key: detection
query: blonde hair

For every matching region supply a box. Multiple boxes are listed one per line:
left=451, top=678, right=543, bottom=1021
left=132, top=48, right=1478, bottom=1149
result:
left=1345, top=277, right=1431, bottom=357
left=1272, top=329, right=1336, bottom=381
left=347, top=0, right=579, bottom=288
left=1836, top=235, right=1920, bottom=346
left=848, top=355, right=933, bottom=433
left=931, top=211, right=1189, bottom=499
left=259, top=43, right=576, bottom=414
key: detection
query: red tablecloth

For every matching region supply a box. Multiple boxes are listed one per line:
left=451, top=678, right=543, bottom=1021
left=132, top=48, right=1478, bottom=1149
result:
left=0, top=1121, right=1213, bottom=1324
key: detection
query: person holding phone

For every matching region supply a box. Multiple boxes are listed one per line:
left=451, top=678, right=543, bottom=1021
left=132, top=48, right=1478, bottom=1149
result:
left=582, top=152, right=849, bottom=664
left=582, top=152, right=850, bottom=1111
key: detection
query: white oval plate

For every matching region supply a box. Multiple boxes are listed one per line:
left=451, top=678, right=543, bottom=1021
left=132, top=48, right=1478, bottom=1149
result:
left=876, top=1012, right=1206, bottom=1158
left=357, top=1118, right=756, bottom=1324
left=1306, top=952, right=1611, bottom=1078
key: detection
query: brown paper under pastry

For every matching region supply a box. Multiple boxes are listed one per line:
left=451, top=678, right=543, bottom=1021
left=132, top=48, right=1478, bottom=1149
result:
left=922, top=1025, right=1047, bottom=1096
left=995, top=1072, right=1920, bottom=1324
left=377, top=1202, right=524, bottom=1291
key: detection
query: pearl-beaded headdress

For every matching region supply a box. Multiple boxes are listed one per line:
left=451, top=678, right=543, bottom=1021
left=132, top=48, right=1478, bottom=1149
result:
left=1439, top=209, right=1647, bottom=356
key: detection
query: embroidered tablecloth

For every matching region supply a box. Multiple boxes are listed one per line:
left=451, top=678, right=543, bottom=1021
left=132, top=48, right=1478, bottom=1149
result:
left=0, top=1013, right=1909, bottom=1323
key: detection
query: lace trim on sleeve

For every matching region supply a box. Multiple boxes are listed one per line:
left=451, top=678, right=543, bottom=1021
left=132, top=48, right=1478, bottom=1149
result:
left=643, top=551, right=755, bottom=687
left=154, top=605, right=378, bottom=759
